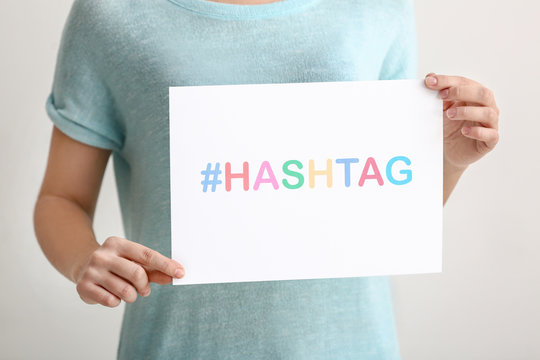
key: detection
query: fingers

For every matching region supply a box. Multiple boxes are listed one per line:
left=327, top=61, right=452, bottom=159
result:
left=461, top=126, right=499, bottom=149
left=108, top=257, right=151, bottom=296
left=82, top=274, right=138, bottom=305
left=104, top=236, right=185, bottom=279
left=97, top=271, right=139, bottom=304
left=77, top=258, right=141, bottom=305
left=446, top=106, right=499, bottom=129
left=425, top=72, right=477, bottom=89
left=76, top=237, right=184, bottom=308
left=439, top=85, right=495, bottom=107
left=76, top=281, right=122, bottom=308
left=424, top=73, right=496, bottom=107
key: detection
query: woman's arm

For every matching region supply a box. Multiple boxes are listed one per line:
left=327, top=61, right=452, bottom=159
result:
left=34, top=126, right=109, bottom=283
left=33, top=126, right=184, bottom=307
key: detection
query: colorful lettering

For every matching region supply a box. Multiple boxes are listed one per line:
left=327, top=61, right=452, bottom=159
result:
left=205, top=156, right=412, bottom=192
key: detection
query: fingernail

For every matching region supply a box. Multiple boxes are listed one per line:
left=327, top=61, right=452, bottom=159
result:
left=447, top=108, right=457, bottom=118
left=440, top=89, right=449, bottom=99
left=462, top=127, right=470, bottom=135
left=142, top=287, right=151, bottom=297
left=174, top=268, right=184, bottom=278
left=426, top=76, right=437, bottom=85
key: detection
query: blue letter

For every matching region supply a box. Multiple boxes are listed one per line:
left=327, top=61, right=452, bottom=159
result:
left=336, top=158, right=359, bottom=187
left=386, top=156, right=412, bottom=185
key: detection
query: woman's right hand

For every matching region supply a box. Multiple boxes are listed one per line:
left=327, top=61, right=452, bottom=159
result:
left=75, top=236, right=185, bottom=307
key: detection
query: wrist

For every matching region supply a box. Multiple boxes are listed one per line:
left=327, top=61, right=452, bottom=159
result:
left=443, top=158, right=467, bottom=206
left=70, top=242, right=100, bottom=283
left=444, top=158, right=468, bottom=176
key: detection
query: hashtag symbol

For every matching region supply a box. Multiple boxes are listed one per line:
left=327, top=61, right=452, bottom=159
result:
left=201, top=162, right=222, bottom=192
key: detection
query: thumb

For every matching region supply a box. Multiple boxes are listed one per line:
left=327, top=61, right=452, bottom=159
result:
left=140, top=264, right=174, bottom=285
left=148, top=270, right=173, bottom=285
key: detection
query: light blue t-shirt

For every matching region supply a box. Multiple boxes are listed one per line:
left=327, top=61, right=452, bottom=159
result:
left=45, top=0, right=418, bottom=358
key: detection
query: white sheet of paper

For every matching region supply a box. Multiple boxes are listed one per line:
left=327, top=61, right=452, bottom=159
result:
left=170, top=79, right=442, bottom=286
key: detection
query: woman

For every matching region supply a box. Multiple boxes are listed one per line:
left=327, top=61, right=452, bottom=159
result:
left=34, top=0, right=499, bottom=358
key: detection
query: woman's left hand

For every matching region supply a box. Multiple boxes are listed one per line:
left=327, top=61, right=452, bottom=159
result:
left=424, top=73, right=500, bottom=172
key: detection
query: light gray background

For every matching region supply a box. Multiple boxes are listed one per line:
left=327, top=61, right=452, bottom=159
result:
left=1, top=1, right=538, bottom=359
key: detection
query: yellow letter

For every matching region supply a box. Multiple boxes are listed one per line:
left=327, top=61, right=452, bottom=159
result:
left=309, top=159, right=333, bottom=188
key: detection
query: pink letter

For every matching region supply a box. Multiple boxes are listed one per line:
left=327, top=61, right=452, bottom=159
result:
left=253, top=161, right=279, bottom=190
left=226, top=162, right=249, bottom=191
left=358, top=157, right=384, bottom=186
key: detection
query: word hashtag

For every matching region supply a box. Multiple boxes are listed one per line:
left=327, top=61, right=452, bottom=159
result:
left=201, top=162, right=222, bottom=192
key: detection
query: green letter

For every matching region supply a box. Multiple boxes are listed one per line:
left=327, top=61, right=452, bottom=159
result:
left=282, top=160, right=304, bottom=189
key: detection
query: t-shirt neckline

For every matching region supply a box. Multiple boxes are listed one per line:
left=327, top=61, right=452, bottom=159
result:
left=166, top=0, right=320, bottom=20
